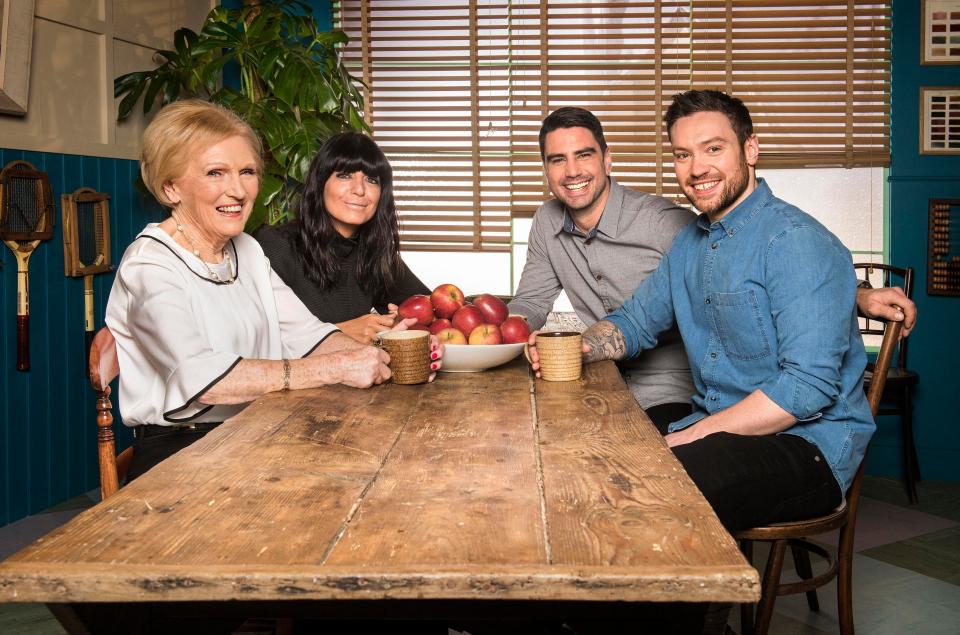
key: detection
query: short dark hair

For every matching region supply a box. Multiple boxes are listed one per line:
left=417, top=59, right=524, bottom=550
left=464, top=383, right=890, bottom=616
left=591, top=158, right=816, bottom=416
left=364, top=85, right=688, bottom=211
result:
left=664, top=90, right=754, bottom=146
left=538, top=107, right=608, bottom=160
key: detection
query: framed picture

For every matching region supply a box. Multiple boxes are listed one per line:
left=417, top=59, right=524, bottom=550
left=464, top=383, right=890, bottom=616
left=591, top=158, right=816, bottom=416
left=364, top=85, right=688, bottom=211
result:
left=922, top=0, right=960, bottom=64
left=920, top=87, right=960, bottom=154
left=0, top=0, right=36, bottom=115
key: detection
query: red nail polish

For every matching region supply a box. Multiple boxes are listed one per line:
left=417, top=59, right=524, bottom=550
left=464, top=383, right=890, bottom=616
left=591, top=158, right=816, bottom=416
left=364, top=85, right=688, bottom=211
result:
left=431, top=363, right=438, bottom=370
left=431, top=352, right=439, bottom=360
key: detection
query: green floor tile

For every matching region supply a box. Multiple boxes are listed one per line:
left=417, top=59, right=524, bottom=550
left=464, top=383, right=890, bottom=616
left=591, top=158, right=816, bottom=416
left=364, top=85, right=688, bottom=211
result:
left=0, top=603, right=66, bottom=634
left=861, top=525, right=960, bottom=586
left=861, top=477, right=960, bottom=523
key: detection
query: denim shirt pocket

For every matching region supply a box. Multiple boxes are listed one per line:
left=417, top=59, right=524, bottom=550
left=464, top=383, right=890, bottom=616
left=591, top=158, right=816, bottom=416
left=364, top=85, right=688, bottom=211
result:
left=711, top=290, right=772, bottom=361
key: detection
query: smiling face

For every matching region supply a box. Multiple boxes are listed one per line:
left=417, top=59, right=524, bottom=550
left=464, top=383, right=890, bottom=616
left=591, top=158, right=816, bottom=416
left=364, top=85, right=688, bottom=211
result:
left=543, top=126, right=613, bottom=226
left=323, top=170, right=382, bottom=238
left=162, top=135, right=260, bottom=250
left=670, top=111, right=759, bottom=222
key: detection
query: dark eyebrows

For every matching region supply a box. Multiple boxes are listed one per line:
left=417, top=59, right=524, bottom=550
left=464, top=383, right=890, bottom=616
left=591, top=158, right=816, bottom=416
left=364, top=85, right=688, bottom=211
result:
left=544, top=146, right=597, bottom=162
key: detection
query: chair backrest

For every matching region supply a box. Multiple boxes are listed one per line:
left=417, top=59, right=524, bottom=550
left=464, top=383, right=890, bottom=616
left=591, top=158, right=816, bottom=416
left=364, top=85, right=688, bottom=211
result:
left=854, top=263, right=913, bottom=370
left=89, top=327, right=127, bottom=499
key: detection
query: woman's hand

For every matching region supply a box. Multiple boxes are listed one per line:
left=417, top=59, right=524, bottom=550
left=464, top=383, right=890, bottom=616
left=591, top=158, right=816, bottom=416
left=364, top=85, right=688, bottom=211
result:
left=389, top=317, right=420, bottom=332
left=427, top=335, right=444, bottom=382
left=337, top=313, right=399, bottom=345
left=329, top=347, right=392, bottom=388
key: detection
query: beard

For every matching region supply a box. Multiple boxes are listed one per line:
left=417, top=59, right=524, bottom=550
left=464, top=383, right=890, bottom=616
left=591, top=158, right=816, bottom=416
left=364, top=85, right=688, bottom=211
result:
left=684, top=156, right=750, bottom=217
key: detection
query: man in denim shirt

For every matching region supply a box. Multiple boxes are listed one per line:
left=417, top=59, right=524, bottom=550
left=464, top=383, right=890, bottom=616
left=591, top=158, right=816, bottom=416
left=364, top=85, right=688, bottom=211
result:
left=572, top=90, right=876, bottom=530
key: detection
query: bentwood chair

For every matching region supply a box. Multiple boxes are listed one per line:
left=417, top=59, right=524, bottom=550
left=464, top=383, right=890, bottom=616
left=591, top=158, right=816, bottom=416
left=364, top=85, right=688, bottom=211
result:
left=735, top=315, right=904, bottom=635
left=854, top=263, right=920, bottom=503
left=89, top=327, right=292, bottom=634
left=89, top=326, right=133, bottom=499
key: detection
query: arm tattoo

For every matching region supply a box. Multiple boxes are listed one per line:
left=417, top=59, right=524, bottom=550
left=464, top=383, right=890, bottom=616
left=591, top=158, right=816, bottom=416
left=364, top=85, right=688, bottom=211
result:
left=582, top=320, right=627, bottom=362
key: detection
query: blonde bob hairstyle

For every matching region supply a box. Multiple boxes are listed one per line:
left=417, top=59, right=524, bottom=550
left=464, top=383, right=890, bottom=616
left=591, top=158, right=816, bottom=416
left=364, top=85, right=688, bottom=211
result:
left=139, top=99, right=264, bottom=208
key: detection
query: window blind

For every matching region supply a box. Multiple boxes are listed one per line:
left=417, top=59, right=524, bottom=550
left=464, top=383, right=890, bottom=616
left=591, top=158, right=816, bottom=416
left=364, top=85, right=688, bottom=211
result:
left=335, top=0, right=889, bottom=250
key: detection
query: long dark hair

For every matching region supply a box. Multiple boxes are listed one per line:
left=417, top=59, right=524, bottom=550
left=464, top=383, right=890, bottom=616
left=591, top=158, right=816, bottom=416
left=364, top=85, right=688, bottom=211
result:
left=295, top=132, right=401, bottom=299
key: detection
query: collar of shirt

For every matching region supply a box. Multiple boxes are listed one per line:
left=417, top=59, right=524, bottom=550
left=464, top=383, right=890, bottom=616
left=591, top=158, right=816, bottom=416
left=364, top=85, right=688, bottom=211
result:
left=694, top=177, right=772, bottom=238
left=557, top=177, right=625, bottom=240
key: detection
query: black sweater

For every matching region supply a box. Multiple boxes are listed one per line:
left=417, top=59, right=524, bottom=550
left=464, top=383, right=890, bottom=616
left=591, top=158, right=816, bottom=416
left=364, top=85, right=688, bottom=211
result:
left=254, top=223, right=429, bottom=324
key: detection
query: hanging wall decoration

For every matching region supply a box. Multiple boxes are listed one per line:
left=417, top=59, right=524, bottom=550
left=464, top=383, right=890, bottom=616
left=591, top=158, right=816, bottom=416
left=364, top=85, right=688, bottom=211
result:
left=0, top=160, right=55, bottom=371
left=922, top=0, right=960, bottom=64
left=61, top=187, right=112, bottom=362
left=920, top=86, right=960, bottom=154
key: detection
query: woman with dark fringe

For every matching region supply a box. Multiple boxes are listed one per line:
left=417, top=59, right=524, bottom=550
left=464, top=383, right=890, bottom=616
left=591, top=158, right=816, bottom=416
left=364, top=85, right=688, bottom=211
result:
left=255, top=132, right=429, bottom=344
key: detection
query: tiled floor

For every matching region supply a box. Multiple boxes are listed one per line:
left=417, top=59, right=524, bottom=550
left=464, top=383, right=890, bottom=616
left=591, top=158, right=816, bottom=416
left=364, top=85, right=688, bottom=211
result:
left=1, top=477, right=958, bottom=634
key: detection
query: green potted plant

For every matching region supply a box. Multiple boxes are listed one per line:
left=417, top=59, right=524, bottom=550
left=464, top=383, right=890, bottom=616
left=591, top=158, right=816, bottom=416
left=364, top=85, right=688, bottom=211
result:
left=114, top=0, right=366, bottom=231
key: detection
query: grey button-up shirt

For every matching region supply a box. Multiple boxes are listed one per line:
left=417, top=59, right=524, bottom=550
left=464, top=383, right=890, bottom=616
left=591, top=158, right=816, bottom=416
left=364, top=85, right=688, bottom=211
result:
left=508, top=178, right=697, bottom=409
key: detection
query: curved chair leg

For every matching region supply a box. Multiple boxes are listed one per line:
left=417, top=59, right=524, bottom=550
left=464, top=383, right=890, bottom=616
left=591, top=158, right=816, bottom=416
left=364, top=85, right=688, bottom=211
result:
left=838, top=529, right=855, bottom=635
left=740, top=539, right=755, bottom=634
left=791, top=541, right=820, bottom=612
left=755, top=539, right=787, bottom=635
left=902, top=385, right=919, bottom=504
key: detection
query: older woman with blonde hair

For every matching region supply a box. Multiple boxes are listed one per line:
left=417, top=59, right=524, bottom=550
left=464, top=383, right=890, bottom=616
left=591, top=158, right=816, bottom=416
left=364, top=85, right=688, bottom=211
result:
left=106, top=99, right=441, bottom=480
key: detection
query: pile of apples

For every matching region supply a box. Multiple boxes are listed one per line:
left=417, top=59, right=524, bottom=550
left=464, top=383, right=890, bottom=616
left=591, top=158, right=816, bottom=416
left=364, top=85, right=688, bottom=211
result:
left=398, top=284, right=530, bottom=345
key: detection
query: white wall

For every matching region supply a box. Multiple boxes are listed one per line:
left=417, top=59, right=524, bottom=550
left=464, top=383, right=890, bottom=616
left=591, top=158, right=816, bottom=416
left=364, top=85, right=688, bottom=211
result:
left=0, top=0, right=213, bottom=159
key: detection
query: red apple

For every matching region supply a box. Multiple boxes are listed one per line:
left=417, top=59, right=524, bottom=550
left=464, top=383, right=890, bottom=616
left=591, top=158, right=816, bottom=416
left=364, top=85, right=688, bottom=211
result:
left=429, top=318, right=452, bottom=335
left=451, top=304, right=484, bottom=338
left=436, top=327, right=467, bottom=345
left=430, top=283, right=466, bottom=319
left=499, top=315, right=531, bottom=344
left=398, top=294, right=434, bottom=328
left=472, top=293, right=509, bottom=325
left=469, top=324, right=502, bottom=345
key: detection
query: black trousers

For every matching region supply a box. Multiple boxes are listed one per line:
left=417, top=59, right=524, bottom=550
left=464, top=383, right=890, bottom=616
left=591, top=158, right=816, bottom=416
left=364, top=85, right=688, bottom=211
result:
left=671, top=431, right=842, bottom=532
left=126, top=424, right=220, bottom=483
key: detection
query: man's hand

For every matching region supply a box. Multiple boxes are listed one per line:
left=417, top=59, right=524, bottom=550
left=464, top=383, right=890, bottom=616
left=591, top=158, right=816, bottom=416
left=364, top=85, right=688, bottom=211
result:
left=581, top=320, right=628, bottom=363
left=857, top=287, right=916, bottom=337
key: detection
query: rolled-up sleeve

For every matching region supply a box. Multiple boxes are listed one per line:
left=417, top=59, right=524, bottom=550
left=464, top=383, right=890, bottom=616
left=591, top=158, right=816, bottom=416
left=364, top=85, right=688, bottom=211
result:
left=120, top=257, right=244, bottom=422
left=757, top=226, right=855, bottom=419
left=269, top=268, right=340, bottom=358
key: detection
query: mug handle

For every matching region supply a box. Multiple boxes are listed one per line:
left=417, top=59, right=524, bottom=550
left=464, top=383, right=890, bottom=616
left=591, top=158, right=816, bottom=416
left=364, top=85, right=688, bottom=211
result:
left=523, top=342, right=533, bottom=365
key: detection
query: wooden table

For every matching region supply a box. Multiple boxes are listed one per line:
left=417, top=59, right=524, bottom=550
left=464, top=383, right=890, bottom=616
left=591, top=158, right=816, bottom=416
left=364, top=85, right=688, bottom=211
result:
left=0, top=360, right=758, bottom=628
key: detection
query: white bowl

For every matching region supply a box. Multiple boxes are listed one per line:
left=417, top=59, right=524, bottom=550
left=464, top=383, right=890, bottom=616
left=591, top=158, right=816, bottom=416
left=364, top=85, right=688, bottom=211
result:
left=439, top=342, right=525, bottom=372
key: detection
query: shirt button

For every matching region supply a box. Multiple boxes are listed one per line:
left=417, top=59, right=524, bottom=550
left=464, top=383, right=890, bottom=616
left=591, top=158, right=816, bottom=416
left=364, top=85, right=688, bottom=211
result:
left=705, top=298, right=711, bottom=304
left=596, top=274, right=603, bottom=281
left=711, top=243, right=718, bottom=249
left=710, top=352, right=717, bottom=358
left=711, top=395, right=718, bottom=401
left=585, top=238, right=593, bottom=246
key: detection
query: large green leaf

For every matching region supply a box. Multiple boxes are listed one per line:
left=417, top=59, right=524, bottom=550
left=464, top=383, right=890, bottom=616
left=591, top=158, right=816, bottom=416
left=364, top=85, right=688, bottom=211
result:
left=113, top=0, right=367, bottom=234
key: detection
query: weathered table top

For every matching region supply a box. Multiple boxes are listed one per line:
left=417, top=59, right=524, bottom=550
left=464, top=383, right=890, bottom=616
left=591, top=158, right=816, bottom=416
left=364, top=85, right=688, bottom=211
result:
left=0, top=360, right=758, bottom=604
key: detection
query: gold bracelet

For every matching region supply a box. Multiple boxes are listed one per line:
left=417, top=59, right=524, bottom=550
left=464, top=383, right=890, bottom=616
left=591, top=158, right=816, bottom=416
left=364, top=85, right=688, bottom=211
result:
left=282, top=358, right=291, bottom=391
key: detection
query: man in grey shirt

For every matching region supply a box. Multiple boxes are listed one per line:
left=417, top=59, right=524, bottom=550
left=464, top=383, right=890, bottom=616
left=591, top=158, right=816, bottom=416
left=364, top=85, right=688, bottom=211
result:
left=508, top=107, right=697, bottom=426
left=508, top=106, right=917, bottom=429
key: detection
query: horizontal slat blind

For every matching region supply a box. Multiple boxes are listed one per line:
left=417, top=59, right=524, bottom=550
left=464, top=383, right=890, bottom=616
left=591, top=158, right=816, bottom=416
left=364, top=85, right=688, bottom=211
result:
left=335, top=0, right=889, bottom=248
left=689, top=0, right=890, bottom=168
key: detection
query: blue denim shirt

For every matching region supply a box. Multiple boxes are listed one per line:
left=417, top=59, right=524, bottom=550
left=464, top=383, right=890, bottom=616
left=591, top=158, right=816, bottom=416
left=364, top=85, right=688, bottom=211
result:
left=606, top=180, right=874, bottom=493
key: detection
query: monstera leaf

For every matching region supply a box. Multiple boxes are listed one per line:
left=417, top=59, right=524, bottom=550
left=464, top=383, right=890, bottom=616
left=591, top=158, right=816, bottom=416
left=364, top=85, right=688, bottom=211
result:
left=115, top=0, right=367, bottom=231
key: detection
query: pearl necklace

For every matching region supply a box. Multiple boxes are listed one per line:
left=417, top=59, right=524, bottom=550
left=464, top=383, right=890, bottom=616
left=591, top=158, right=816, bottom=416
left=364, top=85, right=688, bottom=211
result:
left=172, top=214, right=237, bottom=284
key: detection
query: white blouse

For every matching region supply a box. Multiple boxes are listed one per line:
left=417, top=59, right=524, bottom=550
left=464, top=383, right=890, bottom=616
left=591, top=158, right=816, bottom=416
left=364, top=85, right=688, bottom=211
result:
left=105, top=225, right=338, bottom=427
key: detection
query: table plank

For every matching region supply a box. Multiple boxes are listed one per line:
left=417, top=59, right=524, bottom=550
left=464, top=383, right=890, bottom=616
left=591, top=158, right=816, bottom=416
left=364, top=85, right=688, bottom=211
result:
left=0, top=360, right=759, bottom=604
left=326, top=362, right=547, bottom=565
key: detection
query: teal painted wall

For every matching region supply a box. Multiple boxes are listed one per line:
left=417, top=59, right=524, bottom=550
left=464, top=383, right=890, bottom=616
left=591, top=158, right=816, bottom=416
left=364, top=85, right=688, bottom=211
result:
left=0, top=150, right=163, bottom=526
left=869, top=1, right=960, bottom=481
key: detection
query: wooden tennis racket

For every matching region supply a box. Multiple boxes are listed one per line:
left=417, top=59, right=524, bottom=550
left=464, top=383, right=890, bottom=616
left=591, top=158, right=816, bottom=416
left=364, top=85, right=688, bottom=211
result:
left=0, top=160, right=55, bottom=371
left=62, top=187, right=112, bottom=368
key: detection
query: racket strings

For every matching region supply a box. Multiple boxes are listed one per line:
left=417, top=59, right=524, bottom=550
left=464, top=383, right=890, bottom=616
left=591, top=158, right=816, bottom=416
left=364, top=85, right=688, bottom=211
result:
left=4, top=177, right=43, bottom=233
left=77, top=200, right=100, bottom=266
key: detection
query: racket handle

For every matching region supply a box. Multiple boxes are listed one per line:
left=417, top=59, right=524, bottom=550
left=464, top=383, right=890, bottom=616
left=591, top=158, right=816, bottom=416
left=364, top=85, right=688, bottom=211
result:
left=17, top=315, right=29, bottom=371
left=85, top=328, right=94, bottom=374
